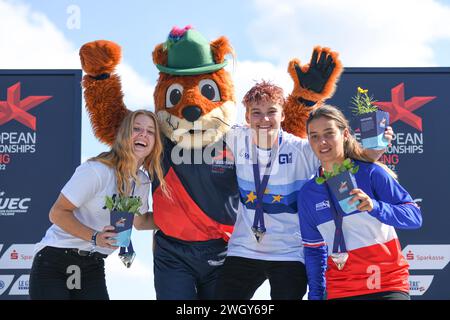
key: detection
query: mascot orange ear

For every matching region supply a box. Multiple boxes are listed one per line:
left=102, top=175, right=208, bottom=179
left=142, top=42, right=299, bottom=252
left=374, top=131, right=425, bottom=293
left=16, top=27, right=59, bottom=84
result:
left=152, top=43, right=168, bottom=66
left=210, top=36, right=234, bottom=64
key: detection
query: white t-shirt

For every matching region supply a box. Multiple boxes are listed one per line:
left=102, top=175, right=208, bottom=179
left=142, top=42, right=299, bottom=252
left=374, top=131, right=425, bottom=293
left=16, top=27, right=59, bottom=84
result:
left=34, top=161, right=150, bottom=255
left=225, top=126, right=320, bottom=262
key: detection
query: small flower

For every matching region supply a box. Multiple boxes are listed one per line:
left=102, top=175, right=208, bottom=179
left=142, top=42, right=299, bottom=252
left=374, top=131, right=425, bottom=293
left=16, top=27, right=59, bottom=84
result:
left=351, top=87, right=378, bottom=115
left=358, top=87, right=368, bottom=94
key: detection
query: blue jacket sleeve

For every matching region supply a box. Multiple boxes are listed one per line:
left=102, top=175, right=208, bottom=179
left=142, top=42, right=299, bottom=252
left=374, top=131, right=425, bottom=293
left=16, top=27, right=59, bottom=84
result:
left=304, top=246, right=328, bottom=300
left=368, top=164, right=422, bottom=229
left=298, top=191, right=328, bottom=300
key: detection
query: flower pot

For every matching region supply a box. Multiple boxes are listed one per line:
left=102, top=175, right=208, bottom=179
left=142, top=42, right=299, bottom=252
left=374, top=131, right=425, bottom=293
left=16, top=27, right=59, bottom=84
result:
left=327, top=170, right=360, bottom=214
left=110, top=211, right=135, bottom=247
left=357, top=110, right=389, bottom=150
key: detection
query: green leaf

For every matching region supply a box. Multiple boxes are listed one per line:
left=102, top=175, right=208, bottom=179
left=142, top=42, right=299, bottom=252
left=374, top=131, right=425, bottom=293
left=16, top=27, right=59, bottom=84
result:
left=104, top=194, right=143, bottom=215
left=351, top=165, right=359, bottom=174
left=315, top=176, right=325, bottom=185
left=128, top=204, right=140, bottom=215
left=324, top=171, right=331, bottom=179
left=104, top=197, right=112, bottom=210
left=343, top=158, right=351, bottom=167
left=333, top=163, right=340, bottom=175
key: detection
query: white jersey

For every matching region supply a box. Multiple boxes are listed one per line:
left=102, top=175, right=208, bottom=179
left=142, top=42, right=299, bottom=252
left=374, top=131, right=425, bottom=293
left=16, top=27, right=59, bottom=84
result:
left=225, top=126, right=319, bottom=261
left=35, top=161, right=150, bottom=255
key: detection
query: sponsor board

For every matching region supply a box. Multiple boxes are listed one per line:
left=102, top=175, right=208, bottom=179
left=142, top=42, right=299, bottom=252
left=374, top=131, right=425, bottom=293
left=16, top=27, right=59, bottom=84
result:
left=8, top=275, right=29, bottom=295
left=0, top=71, right=81, bottom=299
left=403, top=245, right=450, bottom=270
left=0, top=191, right=31, bottom=216
left=0, top=244, right=35, bottom=269
left=0, top=275, right=14, bottom=295
left=409, top=275, right=434, bottom=296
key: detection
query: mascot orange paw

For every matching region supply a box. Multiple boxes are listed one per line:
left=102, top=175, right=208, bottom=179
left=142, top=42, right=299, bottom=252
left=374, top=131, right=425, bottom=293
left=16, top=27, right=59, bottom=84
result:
left=79, top=40, right=122, bottom=76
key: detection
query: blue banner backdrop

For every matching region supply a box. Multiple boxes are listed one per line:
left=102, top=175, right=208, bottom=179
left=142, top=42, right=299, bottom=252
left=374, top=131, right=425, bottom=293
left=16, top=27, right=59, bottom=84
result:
left=328, top=68, right=450, bottom=299
left=0, top=70, right=81, bottom=299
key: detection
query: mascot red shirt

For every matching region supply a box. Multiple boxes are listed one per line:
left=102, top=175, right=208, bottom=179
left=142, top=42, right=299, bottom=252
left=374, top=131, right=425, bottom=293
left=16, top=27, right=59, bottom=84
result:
left=79, top=25, right=342, bottom=299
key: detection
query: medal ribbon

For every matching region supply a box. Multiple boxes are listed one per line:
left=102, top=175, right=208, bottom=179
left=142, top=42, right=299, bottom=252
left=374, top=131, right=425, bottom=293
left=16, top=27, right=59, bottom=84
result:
left=321, top=169, right=347, bottom=254
left=247, top=132, right=282, bottom=239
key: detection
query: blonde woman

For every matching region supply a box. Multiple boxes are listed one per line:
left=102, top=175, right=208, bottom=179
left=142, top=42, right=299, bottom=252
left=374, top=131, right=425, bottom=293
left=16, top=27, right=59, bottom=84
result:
left=298, top=105, right=422, bottom=300
left=29, top=110, right=167, bottom=300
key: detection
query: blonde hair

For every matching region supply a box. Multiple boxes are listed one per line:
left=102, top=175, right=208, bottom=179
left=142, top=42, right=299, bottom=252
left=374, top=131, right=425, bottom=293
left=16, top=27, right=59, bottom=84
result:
left=306, top=104, right=397, bottom=179
left=90, top=110, right=170, bottom=197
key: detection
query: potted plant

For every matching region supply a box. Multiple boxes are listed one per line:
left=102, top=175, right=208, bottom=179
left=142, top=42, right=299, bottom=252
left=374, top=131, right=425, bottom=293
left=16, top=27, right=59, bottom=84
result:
left=315, top=159, right=360, bottom=214
left=351, top=87, right=390, bottom=150
left=104, top=194, right=143, bottom=247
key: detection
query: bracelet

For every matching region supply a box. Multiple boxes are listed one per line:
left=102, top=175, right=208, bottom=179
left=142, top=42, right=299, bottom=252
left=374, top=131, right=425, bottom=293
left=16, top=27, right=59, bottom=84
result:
left=89, top=73, right=110, bottom=80
left=91, top=231, right=99, bottom=247
left=296, top=97, right=317, bottom=107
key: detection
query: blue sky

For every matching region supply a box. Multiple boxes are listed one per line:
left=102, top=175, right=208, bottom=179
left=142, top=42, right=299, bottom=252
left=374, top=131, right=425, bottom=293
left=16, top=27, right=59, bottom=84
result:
left=2, top=0, right=450, bottom=299
left=24, top=0, right=259, bottom=79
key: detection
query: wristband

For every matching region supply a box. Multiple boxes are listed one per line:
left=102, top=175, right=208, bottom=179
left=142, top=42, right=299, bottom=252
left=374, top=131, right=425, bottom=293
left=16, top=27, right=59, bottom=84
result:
left=90, top=73, right=110, bottom=80
left=91, top=231, right=99, bottom=246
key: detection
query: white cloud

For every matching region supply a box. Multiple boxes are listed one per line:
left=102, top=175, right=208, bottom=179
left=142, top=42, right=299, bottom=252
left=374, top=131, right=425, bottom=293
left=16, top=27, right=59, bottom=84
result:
left=0, top=0, right=153, bottom=107
left=0, top=0, right=154, bottom=160
left=248, top=0, right=450, bottom=66
left=116, top=64, right=155, bottom=111
left=227, top=60, right=292, bottom=124
left=0, top=0, right=79, bottom=68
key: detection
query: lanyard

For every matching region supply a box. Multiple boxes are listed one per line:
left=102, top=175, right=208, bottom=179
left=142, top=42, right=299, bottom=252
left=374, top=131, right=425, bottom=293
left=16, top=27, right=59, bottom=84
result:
left=246, top=132, right=282, bottom=242
left=320, top=168, right=347, bottom=254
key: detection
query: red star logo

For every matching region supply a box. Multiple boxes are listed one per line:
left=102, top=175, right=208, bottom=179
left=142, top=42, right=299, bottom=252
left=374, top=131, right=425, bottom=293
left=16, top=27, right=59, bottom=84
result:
left=0, top=82, right=52, bottom=131
left=375, top=83, right=436, bottom=131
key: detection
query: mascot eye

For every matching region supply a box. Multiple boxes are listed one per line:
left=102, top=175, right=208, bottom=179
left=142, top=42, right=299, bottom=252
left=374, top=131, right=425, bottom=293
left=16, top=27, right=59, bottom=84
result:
left=199, top=79, right=220, bottom=102
left=166, top=83, right=184, bottom=108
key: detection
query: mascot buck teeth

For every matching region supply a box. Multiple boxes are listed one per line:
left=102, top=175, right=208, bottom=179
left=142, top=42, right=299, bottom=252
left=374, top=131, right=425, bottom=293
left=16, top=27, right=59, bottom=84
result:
left=79, top=25, right=342, bottom=299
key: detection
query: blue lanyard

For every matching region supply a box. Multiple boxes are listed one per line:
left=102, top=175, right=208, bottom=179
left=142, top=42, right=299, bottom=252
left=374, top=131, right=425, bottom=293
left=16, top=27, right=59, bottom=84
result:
left=320, top=168, right=347, bottom=253
left=247, top=132, right=282, bottom=240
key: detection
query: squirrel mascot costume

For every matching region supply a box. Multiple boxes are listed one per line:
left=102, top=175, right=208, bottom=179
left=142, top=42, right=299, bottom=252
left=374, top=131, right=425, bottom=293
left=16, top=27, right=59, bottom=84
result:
left=79, top=25, right=342, bottom=299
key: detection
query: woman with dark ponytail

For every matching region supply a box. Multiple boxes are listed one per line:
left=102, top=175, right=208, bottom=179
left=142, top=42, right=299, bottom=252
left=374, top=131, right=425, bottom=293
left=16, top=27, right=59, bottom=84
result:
left=298, top=105, right=422, bottom=300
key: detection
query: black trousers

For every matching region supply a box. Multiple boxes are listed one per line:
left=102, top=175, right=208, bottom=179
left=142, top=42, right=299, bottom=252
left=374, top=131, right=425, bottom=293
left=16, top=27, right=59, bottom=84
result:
left=215, top=256, right=307, bottom=300
left=29, top=246, right=109, bottom=300
left=153, top=230, right=227, bottom=300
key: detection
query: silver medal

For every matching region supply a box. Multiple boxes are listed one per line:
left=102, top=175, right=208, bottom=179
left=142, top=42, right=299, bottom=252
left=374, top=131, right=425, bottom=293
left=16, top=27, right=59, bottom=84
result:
left=119, top=252, right=136, bottom=268
left=330, top=252, right=348, bottom=270
left=252, top=227, right=265, bottom=243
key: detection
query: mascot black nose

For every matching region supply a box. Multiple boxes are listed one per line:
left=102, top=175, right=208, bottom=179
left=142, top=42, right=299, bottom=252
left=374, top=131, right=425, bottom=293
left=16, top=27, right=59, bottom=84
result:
left=182, top=105, right=202, bottom=122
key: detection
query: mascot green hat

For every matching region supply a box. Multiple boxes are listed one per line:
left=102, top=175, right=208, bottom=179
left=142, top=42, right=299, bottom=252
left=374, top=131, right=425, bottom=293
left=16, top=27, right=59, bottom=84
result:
left=156, top=26, right=228, bottom=76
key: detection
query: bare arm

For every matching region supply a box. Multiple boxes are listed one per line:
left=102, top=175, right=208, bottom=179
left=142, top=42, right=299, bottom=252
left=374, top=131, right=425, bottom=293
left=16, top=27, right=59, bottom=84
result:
left=49, top=193, right=118, bottom=249
left=133, top=212, right=157, bottom=230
